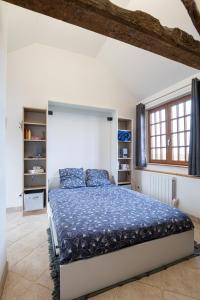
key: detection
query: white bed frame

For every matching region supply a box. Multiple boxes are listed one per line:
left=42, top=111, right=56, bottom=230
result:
left=47, top=204, right=194, bottom=300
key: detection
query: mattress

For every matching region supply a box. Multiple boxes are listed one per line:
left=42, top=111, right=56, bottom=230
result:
left=49, top=185, right=193, bottom=265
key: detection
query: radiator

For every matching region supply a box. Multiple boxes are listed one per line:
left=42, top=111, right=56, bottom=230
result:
left=140, top=172, right=177, bottom=207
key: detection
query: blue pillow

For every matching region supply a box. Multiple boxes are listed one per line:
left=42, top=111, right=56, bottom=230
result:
left=86, top=169, right=111, bottom=187
left=59, top=168, right=86, bottom=189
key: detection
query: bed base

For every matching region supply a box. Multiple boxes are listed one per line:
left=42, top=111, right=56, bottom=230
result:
left=47, top=204, right=194, bottom=300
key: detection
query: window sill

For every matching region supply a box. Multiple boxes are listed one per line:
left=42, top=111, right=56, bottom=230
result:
left=148, top=163, right=188, bottom=168
left=135, top=167, right=200, bottom=179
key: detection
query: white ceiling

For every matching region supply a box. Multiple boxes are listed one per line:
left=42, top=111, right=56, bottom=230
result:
left=4, top=0, right=200, bottom=99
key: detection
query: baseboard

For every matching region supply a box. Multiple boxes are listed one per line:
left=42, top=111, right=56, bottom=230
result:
left=0, top=261, right=8, bottom=298
left=6, top=206, right=22, bottom=213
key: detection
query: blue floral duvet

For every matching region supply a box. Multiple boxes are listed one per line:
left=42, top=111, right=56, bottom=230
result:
left=49, top=185, right=193, bottom=265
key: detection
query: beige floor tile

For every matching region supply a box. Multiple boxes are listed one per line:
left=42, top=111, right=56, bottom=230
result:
left=163, top=290, right=198, bottom=300
left=11, top=242, right=49, bottom=282
left=18, top=283, right=52, bottom=300
left=91, top=282, right=162, bottom=300
left=7, top=240, right=35, bottom=267
left=90, top=287, right=120, bottom=300
left=162, top=264, right=200, bottom=299
left=180, top=256, right=200, bottom=270
left=7, top=222, right=39, bottom=243
left=140, top=270, right=166, bottom=290
left=140, top=261, right=200, bottom=299
left=7, top=228, right=48, bottom=267
left=36, top=268, right=54, bottom=290
left=118, top=281, right=162, bottom=300
left=2, top=271, right=32, bottom=300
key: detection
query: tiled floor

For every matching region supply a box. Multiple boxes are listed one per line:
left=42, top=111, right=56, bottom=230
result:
left=2, top=211, right=200, bottom=300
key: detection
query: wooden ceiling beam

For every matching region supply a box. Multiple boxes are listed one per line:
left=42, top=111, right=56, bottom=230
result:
left=3, top=0, right=200, bottom=69
left=181, top=0, right=200, bottom=35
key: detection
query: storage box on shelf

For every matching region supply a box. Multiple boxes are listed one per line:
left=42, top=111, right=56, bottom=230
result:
left=23, top=108, right=47, bottom=215
left=118, top=118, right=133, bottom=188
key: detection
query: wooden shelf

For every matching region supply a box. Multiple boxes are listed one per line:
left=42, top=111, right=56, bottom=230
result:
left=24, top=122, right=46, bottom=126
left=118, top=169, right=132, bottom=172
left=118, top=141, right=132, bottom=143
left=118, top=181, right=131, bottom=185
left=24, top=186, right=46, bottom=191
left=24, top=158, right=46, bottom=161
left=118, top=157, right=132, bottom=160
left=24, top=139, right=46, bottom=142
left=24, top=173, right=46, bottom=176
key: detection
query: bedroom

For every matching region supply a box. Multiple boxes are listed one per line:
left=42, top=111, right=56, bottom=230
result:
left=0, top=0, right=200, bottom=299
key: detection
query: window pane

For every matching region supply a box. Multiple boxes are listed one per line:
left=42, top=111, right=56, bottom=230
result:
left=161, top=122, right=166, bottom=134
left=151, top=136, right=156, bottom=148
left=156, top=148, right=161, bottom=160
left=178, top=117, right=184, bottom=132
left=156, top=136, right=160, bottom=147
left=172, top=119, right=177, bottom=133
left=151, top=148, right=156, bottom=160
left=179, top=132, right=185, bottom=146
left=151, top=125, right=155, bottom=136
left=186, top=132, right=190, bottom=146
left=161, top=135, right=166, bottom=147
left=156, top=123, right=160, bottom=135
left=178, top=103, right=184, bottom=117
left=186, top=147, right=189, bottom=161
left=179, top=147, right=185, bottom=161
left=185, top=100, right=191, bottom=115
left=172, top=134, right=178, bottom=146
left=149, top=97, right=191, bottom=165
left=171, top=105, right=177, bottom=119
left=161, top=148, right=166, bottom=160
left=172, top=148, right=178, bottom=160
left=186, top=116, right=191, bottom=130
left=155, top=111, right=160, bottom=123
left=150, top=113, right=155, bottom=124
left=161, top=109, right=165, bottom=121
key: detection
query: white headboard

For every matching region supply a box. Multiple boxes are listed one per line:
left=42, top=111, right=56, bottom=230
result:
left=48, top=172, right=60, bottom=190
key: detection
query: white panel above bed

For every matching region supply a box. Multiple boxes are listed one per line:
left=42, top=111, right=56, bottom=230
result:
left=48, top=104, right=115, bottom=187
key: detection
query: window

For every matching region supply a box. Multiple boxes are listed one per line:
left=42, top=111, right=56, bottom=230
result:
left=148, top=95, right=191, bottom=165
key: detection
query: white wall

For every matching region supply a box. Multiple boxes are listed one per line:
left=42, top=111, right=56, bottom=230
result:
left=6, top=43, right=136, bottom=207
left=0, top=0, right=7, bottom=283
left=137, top=73, right=200, bottom=218
left=48, top=105, right=114, bottom=185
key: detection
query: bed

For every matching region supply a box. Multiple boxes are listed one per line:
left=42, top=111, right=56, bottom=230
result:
left=48, top=184, right=194, bottom=300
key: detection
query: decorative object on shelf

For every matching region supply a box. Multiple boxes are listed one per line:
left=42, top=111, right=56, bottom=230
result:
left=120, top=148, right=128, bottom=158
left=118, top=130, right=131, bottom=142
left=28, top=166, right=45, bottom=174
left=25, top=129, right=32, bottom=140
left=120, top=164, right=130, bottom=171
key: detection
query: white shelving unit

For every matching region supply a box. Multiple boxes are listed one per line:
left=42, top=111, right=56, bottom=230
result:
left=117, top=118, right=133, bottom=188
left=23, top=107, right=47, bottom=215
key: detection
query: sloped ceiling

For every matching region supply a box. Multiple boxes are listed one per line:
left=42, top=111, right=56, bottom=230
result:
left=5, top=3, right=106, bottom=57
left=4, top=0, right=200, bottom=99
